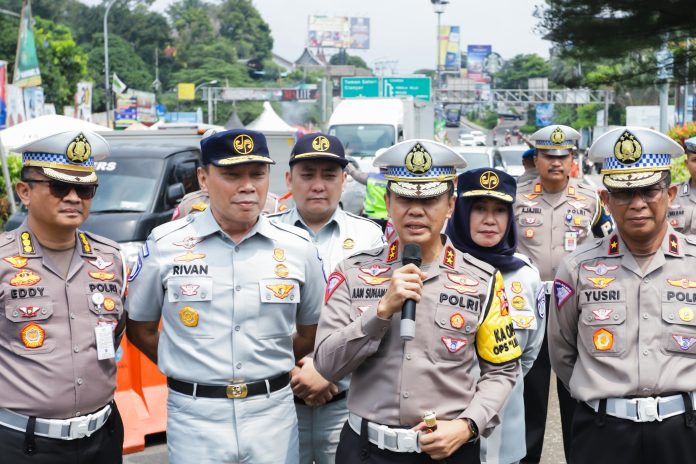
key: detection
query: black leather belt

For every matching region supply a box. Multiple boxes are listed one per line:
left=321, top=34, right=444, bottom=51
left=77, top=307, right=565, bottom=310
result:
left=293, top=390, right=348, bottom=406
left=168, top=373, right=290, bottom=399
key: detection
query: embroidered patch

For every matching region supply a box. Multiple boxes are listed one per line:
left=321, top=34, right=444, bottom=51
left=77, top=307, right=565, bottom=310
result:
left=174, top=251, right=206, bottom=262
left=672, top=334, right=696, bottom=351
left=536, top=285, right=546, bottom=319
left=512, top=315, right=534, bottom=329
left=587, top=277, right=615, bottom=289
left=385, top=221, right=395, bottom=241
left=582, top=262, right=618, bottom=276
left=441, top=336, right=467, bottom=353
left=667, top=279, right=696, bottom=289
left=266, top=283, right=295, bottom=299
left=511, top=281, right=522, bottom=294
left=324, top=272, right=346, bottom=304
left=21, top=323, right=45, bottom=348
left=591, top=309, right=613, bottom=321
left=10, top=270, right=41, bottom=286
left=387, top=240, right=399, bottom=263
left=593, top=328, right=614, bottom=351
left=512, top=295, right=526, bottom=309
left=553, top=279, right=574, bottom=309
left=443, top=246, right=455, bottom=268
left=669, top=234, right=679, bottom=255
left=89, top=256, right=113, bottom=270
left=3, top=256, right=28, bottom=269
left=450, top=312, right=465, bottom=329
left=608, top=235, right=619, bottom=255
left=89, top=271, right=115, bottom=281
left=444, top=273, right=478, bottom=294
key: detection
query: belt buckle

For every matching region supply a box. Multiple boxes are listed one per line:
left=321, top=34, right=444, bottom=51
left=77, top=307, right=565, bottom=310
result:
left=226, top=383, right=248, bottom=399
left=68, top=416, right=91, bottom=439
left=636, top=397, right=660, bottom=422
left=396, top=430, right=419, bottom=453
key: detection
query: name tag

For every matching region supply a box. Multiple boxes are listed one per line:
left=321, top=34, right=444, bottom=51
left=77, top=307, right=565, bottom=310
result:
left=95, top=324, right=115, bottom=360
left=259, top=279, right=300, bottom=304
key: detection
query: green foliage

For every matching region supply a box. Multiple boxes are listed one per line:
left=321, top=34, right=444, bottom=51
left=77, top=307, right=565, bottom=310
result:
left=494, top=54, right=550, bottom=88
left=216, top=0, right=273, bottom=60
left=329, top=51, right=368, bottom=69
left=575, top=103, right=601, bottom=128
left=0, top=154, right=23, bottom=224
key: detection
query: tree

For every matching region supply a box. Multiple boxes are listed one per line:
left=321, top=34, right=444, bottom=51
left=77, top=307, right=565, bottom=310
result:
left=216, top=0, right=273, bottom=60
left=329, top=51, right=368, bottom=69
left=493, top=54, right=550, bottom=88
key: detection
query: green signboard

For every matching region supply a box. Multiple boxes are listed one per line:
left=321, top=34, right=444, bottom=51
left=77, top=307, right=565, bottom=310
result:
left=382, top=77, right=431, bottom=101
left=341, top=77, right=380, bottom=98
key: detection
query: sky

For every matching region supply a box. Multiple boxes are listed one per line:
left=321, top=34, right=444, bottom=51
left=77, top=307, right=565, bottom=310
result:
left=84, top=0, right=552, bottom=74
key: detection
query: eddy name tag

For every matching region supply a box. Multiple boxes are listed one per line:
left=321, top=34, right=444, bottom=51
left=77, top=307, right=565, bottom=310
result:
left=259, top=279, right=300, bottom=304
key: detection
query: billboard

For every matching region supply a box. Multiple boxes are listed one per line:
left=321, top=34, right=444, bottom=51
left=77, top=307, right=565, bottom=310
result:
left=0, top=61, right=6, bottom=129
left=75, top=81, right=92, bottom=122
left=307, top=16, right=370, bottom=49
left=439, top=26, right=461, bottom=72
left=23, top=86, right=44, bottom=120
left=536, top=103, right=555, bottom=127
left=467, top=45, right=492, bottom=83
left=6, top=85, right=25, bottom=126
left=114, top=89, right=157, bottom=127
left=13, top=0, right=41, bottom=87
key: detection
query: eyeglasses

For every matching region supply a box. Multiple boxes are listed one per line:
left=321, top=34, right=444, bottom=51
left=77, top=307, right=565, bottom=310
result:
left=23, top=179, right=97, bottom=200
left=608, top=187, right=665, bottom=205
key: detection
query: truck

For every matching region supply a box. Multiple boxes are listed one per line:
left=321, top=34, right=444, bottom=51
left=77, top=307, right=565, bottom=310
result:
left=327, top=97, right=434, bottom=214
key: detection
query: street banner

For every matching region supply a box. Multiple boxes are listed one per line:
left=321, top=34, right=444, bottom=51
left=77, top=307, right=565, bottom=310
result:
left=308, top=16, right=370, bottom=49
left=114, top=89, right=156, bottom=127
left=467, top=45, right=492, bottom=83
left=536, top=103, right=554, bottom=127
left=6, top=85, right=26, bottom=126
left=75, top=81, right=92, bottom=122
left=23, top=86, right=44, bottom=120
left=13, top=0, right=42, bottom=88
left=439, top=26, right=461, bottom=72
left=0, top=61, right=7, bottom=129
left=112, top=73, right=128, bottom=94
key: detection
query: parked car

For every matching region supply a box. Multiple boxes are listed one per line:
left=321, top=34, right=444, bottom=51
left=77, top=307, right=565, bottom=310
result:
left=493, top=144, right=529, bottom=177
left=458, top=133, right=476, bottom=147
left=470, top=130, right=487, bottom=146
left=452, top=146, right=505, bottom=173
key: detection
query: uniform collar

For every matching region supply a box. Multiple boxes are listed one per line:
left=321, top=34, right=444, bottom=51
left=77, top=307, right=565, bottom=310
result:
left=384, top=235, right=457, bottom=281
left=289, top=207, right=342, bottom=237
left=193, top=204, right=275, bottom=243
left=14, top=221, right=93, bottom=258
left=607, top=227, right=681, bottom=277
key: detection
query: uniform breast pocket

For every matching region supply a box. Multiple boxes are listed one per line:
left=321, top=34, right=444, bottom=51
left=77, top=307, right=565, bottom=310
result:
left=429, top=305, right=478, bottom=364
left=167, top=277, right=213, bottom=303
left=5, top=297, right=53, bottom=322
left=256, top=279, right=300, bottom=339
left=661, top=303, right=696, bottom=356
left=85, top=285, right=124, bottom=318
left=579, top=303, right=626, bottom=357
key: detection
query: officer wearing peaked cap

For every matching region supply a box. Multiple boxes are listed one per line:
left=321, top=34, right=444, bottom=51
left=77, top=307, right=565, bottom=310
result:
left=0, top=131, right=127, bottom=463
left=126, top=129, right=325, bottom=464
left=269, top=132, right=384, bottom=464
left=315, top=139, right=521, bottom=463
left=667, top=136, right=696, bottom=234
left=514, top=124, right=614, bottom=463
left=549, top=127, right=696, bottom=463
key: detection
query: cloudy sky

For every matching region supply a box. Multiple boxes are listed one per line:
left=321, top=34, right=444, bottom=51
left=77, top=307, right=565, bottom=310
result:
left=85, top=0, right=551, bottom=73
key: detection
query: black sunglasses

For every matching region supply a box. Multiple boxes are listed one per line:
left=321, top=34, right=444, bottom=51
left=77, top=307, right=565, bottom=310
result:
left=23, top=179, right=98, bottom=200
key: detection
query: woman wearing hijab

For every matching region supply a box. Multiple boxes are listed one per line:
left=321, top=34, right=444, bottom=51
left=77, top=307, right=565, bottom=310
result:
left=446, top=168, right=545, bottom=464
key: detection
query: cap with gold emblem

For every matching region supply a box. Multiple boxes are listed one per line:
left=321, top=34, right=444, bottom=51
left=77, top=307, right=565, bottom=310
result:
left=588, top=126, right=684, bottom=189
left=457, top=168, right=516, bottom=203
left=530, top=124, right=581, bottom=156
left=200, top=129, right=274, bottom=166
left=374, top=139, right=466, bottom=198
left=289, top=132, right=348, bottom=167
left=685, top=136, right=696, bottom=155
left=17, top=130, right=107, bottom=184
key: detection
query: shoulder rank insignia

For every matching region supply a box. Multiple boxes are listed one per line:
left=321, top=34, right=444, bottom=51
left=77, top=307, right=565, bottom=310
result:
left=21, top=322, right=45, bottom=348
left=443, top=246, right=455, bottom=269
left=3, top=255, right=28, bottom=269
left=608, top=235, right=619, bottom=255
left=387, top=240, right=399, bottom=263
left=20, top=232, right=35, bottom=254
left=78, top=233, right=91, bottom=254
left=534, top=183, right=542, bottom=194
left=669, top=234, right=679, bottom=255
left=325, top=272, right=345, bottom=304
left=191, top=203, right=208, bottom=212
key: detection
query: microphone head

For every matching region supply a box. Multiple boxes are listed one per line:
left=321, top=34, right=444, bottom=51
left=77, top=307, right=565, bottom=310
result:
left=402, top=243, right=422, bottom=267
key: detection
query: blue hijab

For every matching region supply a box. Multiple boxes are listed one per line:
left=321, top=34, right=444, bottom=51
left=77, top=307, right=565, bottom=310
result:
left=445, top=168, right=527, bottom=272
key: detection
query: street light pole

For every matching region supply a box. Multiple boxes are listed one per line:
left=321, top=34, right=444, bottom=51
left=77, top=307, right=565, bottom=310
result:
left=104, top=0, right=117, bottom=128
left=195, top=80, right=218, bottom=125
left=431, top=0, right=449, bottom=100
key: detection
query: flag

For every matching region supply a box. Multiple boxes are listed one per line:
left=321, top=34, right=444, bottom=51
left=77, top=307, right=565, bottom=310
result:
left=13, top=0, right=41, bottom=88
left=112, top=73, right=128, bottom=94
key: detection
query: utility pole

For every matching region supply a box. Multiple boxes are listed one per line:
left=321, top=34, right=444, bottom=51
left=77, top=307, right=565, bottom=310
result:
left=104, top=0, right=118, bottom=128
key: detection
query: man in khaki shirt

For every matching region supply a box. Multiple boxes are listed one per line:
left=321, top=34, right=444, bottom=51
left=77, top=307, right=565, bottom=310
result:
left=514, top=124, right=614, bottom=463
left=0, top=131, right=127, bottom=463
left=550, top=127, right=694, bottom=463
left=667, top=136, right=696, bottom=234
left=314, top=139, right=521, bottom=464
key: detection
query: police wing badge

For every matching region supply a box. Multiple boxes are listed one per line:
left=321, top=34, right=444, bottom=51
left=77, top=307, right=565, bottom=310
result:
left=66, top=133, right=92, bottom=163
left=614, top=130, right=642, bottom=165
left=405, top=143, right=432, bottom=174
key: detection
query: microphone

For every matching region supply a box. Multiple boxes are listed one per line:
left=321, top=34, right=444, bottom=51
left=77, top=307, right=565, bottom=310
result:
left=400, top=243, right=422, bottom=341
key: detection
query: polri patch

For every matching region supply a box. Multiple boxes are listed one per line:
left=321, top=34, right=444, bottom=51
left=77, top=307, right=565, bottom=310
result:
left=554, top=279, right=574, bottom=310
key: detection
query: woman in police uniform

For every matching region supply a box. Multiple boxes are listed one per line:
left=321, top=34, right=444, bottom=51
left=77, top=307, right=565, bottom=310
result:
left=447, top=168, right=544, bottom=464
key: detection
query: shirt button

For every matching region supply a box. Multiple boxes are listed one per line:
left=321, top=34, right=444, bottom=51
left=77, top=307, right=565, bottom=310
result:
left=669, top=314, right=675, bottom=320
left=73, top=345, right=79, bottom=353
left=75, top=412, right=81, bottom=417
left=440, top=319, right=446, bottom=325
left=613, top=314, right=619, bottom=320
left=643, top=313, right=649, bottom=319
left=234, top=246, right=240, bottom=252
left=236, top=363, right=242, bottom=369
left=235, top=325, right=241, bottom=332
left=403, top=392, right=409, bottom=398
left=70, top=313, right=76, bottom=320
left=643, top=349, right=649, bottom=356
left=76, top=378, right=83, bottom=385
left=235, top=286, right=241, bottom=292
left=406, top=354, right=412, bottom=360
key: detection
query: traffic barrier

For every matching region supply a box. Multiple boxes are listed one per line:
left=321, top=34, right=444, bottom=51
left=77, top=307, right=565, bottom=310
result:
left=115, top=334, right=167, bottom=454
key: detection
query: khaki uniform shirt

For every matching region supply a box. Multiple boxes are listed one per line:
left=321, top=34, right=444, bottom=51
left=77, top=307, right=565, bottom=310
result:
left=314, top=236, right=521, bottom=433
left=667, top=181, right=696, bottom=235
left=0, top=223, right=127, bottom=418
left=514, top=177, right=611, bottom=281
left=127, top=207, right=325, bottom=383
left=549, top=229, right=696, bottom=401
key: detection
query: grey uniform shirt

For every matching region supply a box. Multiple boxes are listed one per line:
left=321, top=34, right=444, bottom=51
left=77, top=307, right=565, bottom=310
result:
left=314, top=236, right=521, bottom=434
left=668, top=181, right=696, bottom=235
left=515, top=177, right=608, bottom=281
left=0, top=223, right=127, bottom=418
left=126, top=207, right=325, bottom=384
left=549, top=229, right=696, bottom=401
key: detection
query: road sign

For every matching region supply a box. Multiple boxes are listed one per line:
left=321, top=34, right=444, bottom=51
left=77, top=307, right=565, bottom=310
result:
left=382, top=77, right=431, bottom=101
left=341, top=77, right=380, bottom=98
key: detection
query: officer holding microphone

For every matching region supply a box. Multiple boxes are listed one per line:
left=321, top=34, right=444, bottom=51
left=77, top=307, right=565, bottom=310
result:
left=314, top=139, right=521, bottom=463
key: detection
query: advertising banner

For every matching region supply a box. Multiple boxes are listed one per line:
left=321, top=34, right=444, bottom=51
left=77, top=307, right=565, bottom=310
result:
left=0, top=61, right=6, bottom=129
left=114, top=89, right=157, bottom=127
left=6, top=85, right=26, bottom=126
left=13, top=0, right=42, bottom=87
left=467, top=45, right=492, bottom=83
left=75, top=81, right=92, bottom=122
left=536, top=103, right=555, bottom=127
left=439, top=26, right=461, bottom=72
left=308, top=16, right=370, bottom=49
left=23, top=86, right=44, bottom=120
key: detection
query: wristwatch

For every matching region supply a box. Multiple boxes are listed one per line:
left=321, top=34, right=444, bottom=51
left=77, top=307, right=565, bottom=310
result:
left=463, top=418, right=479, bottom=442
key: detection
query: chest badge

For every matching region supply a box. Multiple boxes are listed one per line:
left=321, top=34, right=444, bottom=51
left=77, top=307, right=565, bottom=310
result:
left=593, top=328, right=614, bottom=351
left=273, top=248, right=285, bottom=262
left=512, top=295, right=527, bottom=309
left=89, top=271, right=115, bottom=281
left=444, top=273, right=478, bottom=295
left=10, top=270, right=41, bottom=286
left=174, top=251, right=206, bottom=262
left=343, top=238, right=355, bottom=250
left=667, top=279, right=696, bottom=289
left=582, top=262, right=618, bottom=276
left=678, top=307, right=694, bottom=322
left=266, top=283, right=294, bottom=300
left=275, top=263, right=289, bottom=278
left=89, top=256, right=113, bottom=270
left=179, top=306, right=199, bottom=327
left=441, top=336, right=467, bottom=353
left=511, top=282, right=523, bottom=294
left=3, top=255, right=28, bottom=269
left=21, top=323, right=45, bottom=348
left=358, top=264, right=391, bottom=285
left=591, top=309, right=613, bottom=321
left=18, top=306, right=41, bottom=317
left=180, top=284, right=200, bottom=296
left=587, top=277, right=615, bottom=289
left=450, top=313, right=465, bottom=329
left=173, top=236, right=203, bottom=249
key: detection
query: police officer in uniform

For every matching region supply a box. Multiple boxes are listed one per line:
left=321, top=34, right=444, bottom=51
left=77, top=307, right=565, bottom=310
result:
left=447, top=168, right=545, bottom=464
left=517, top=148, right=538, bottom=184
left=667, top=136, right=696, bottom=234
left=514, top=124, right=614, bottom=463
left=0, top=131, right=127, bottom=463
left=315, top=140, right=522, bottom=463
left=126, top=129, right=325, bottom=464
left=269, top=132, right=384, bottom=464
left=549, top=127, right=695, bottom=463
